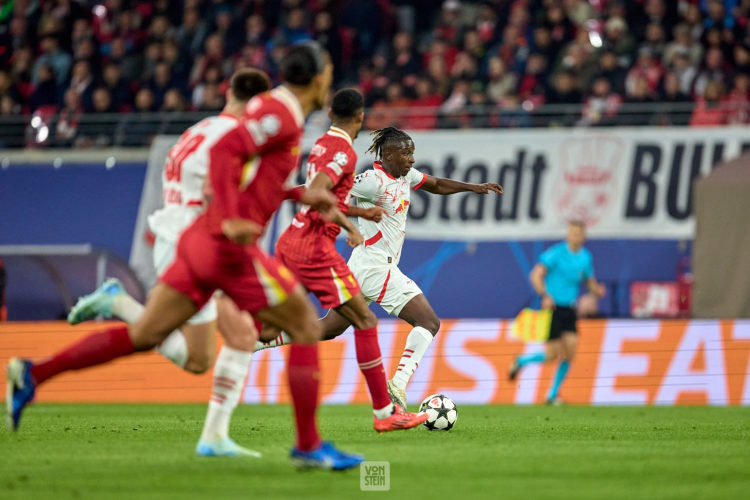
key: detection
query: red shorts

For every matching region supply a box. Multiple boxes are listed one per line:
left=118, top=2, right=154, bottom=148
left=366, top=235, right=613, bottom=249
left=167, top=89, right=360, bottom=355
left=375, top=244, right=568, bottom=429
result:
left=274, top=225, right=360, bottom=309
left=160, top=219, right=298, bottom=314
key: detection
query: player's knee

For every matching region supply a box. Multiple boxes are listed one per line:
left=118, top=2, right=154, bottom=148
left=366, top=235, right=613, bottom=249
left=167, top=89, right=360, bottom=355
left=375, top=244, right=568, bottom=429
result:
left=422, top=316, right=440, bottom=336
left=293, top=321, right=322, bottom=345
left=183, top=353, right=212, bottom=374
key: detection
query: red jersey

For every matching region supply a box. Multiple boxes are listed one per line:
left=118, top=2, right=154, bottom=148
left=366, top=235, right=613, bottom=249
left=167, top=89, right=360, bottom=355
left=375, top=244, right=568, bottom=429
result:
left=204, top=86, right=305, bottom=235
left=291, top=126, right=357, bottom=240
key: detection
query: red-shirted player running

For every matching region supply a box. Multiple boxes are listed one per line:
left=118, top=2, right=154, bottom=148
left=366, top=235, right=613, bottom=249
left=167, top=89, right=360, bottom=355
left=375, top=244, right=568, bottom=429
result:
left=6, top=43, right=364, bottom=470
left=273, top=89, right=427, bottom=432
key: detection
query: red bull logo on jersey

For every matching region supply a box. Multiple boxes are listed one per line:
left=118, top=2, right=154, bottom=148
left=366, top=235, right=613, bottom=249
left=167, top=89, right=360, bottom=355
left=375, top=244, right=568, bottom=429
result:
left=394, top=198, right=410, bottom=214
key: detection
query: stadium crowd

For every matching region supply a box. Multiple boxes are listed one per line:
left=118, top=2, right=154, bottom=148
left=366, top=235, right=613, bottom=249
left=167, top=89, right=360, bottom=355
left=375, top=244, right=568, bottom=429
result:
left=0, top=0, right=749, bottom=146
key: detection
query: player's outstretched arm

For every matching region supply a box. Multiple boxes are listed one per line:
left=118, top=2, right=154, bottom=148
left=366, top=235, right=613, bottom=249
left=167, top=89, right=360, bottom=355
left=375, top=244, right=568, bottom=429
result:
left=346, top=205, right=386, bottom=222
left=418, top=175, right=503, bottom=196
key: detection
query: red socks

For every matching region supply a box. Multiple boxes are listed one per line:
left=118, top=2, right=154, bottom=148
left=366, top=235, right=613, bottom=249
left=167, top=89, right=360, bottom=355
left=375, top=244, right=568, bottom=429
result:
left=354, top=327, right=391, bottom=410
left=31, top=326, right=135, bottom=385
left=287, top=343, right=321, bottom=451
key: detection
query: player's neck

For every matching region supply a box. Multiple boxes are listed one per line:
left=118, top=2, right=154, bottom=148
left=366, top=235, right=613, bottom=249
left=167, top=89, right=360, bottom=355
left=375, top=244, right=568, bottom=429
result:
left=284, top=85, right=318, bottom=118
left=330, top=121, right=356, bottom=142
left=221, top=102, right=245, bottom=119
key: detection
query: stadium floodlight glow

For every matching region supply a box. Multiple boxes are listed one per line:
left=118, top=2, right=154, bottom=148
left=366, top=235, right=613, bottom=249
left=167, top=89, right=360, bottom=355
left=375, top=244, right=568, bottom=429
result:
left=36, top=125, right=49, bottom=143
left=93, top=4, right=106, bottom=18
left=589, top=31, right=603, bottom=48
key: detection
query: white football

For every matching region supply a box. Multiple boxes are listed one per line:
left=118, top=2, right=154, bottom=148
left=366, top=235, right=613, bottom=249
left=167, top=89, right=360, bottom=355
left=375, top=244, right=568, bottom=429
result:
left=418, top=394, right=458, bottom=431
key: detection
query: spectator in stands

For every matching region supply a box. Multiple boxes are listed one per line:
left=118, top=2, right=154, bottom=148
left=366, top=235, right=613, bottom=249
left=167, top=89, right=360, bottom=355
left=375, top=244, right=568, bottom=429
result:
left=388, top=32, right=420, bottom=81
left=723, top=73, right=750, bottom=124
left=602, top=16, right=636, bottom=67
left=176, top=7, right=208, bottom=58
left=147, top=61, right=176, bottom=110
left=102, top=63, right=133, bottom=112
left=653, top=71, right=693, bottom=126
left=54, top=88, right=82, bottom=146
left=403, top=77, right=441, bottom=130
left=314, top=11, right=343, bottom=79
left=690, top=80, right=727, bottom=126
left=197, top=83, right=224, bottom=111
left=244, top=14, right=268, bottom=47
left=76, top=87, right=114, bottom=148
left=625, top=75, right=658, bottom=125
left=694, top=47, right=729, bottom=96
left=642, top=23, right=667, bottom=61
left=517, top=52, right=548, bottom=105
left=0, top=70, right=22, bottom=109
left=594, top=51, right=627, bottom=94
left=32, top=35, right=71, bottom=86
left=69, top=60, right=95, bottom=110
left=672, top=51, right=699, bottom=95
left=486, top=57, right=518, bottom=103
left=546, top=70, right=582, bottom=105
left=734, top=44, right=750, bottom=74
left=30, top=63, right=58, bottom=112
left=189, top=33, right=231, bottom=87
left=625, top=47, right=664, bottom=96
left=498, top=94, right=532, bottom=128
left=161, top=88, right=186, bottom=112
left=663, top=24, right=703, bottom=68
left=580, top=77, right=623, bottom=127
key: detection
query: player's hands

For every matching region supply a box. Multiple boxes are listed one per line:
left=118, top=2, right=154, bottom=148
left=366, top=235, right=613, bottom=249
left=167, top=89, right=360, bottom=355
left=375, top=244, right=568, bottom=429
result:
left=362, top=207, right=387, bottom=222
left=346, top=227, right=364, bottom=248
left=593, top=283, right=607, bottom=298
left=541, top=294, right=555, bottom=310
left=472, top=183, right=503, bottom=195
left=302, top=187, right=338, bottom=220
left=222, top=218, right=263, bottom=245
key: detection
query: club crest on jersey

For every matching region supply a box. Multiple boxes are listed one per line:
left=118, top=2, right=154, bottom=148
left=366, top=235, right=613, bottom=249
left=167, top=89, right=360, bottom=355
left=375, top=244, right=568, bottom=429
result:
left=260, top=115, right=281, bottom=136
left=333, top=152, right=348, bottom=166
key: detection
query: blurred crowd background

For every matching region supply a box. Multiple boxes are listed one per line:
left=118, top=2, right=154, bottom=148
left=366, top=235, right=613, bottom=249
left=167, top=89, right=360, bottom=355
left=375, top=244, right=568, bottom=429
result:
left=0, top=0, right=749, bottom=147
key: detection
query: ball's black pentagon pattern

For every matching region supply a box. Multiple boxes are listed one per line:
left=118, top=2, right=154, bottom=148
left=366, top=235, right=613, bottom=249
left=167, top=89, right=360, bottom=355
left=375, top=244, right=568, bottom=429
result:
left=418, top=394, right=457, bottom=431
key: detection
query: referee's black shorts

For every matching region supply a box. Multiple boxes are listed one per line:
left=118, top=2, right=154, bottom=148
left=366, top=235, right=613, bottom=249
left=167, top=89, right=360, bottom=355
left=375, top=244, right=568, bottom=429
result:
left=548, top=306, right=577, bottom=341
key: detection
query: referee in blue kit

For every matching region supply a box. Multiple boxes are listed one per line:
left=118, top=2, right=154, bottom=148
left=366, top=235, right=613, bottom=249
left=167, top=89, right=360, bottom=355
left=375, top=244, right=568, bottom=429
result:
left=509, top=221, right=606, bottom=404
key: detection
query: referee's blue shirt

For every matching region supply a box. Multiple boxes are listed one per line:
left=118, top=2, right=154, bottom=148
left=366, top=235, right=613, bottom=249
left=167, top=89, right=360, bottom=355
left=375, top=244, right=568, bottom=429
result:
left=539, top=242, right=594, bottom=307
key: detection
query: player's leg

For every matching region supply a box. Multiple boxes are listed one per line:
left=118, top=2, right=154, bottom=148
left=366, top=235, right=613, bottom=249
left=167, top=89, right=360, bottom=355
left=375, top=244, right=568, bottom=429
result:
left=196, top=294, right=260, bottom=458
left=252, top=308, right=352, bottom=352
left=391, top=293, right=440, bottom=404
left=7, top=283, right=199, bottom=430
left=367, top=266, right=429, bottom=409
left=334, top=294, right=393, bottom=416
left=547, top=331, right=577, bottom=404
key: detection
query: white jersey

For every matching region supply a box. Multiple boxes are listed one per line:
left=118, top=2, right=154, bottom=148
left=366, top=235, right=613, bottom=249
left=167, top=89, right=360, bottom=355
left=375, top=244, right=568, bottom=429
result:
left=349, top=161, right=426, bottom=265
left=147, top=113, right=239, bottom=243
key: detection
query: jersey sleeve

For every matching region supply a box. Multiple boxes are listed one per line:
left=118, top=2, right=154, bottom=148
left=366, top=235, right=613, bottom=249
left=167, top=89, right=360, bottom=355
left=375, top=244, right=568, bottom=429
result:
left=319, top=145, right=355, bottom=185
left=235, top=101, right=297, bottom=156
left=408, top=167, right=427, bottom=190
left=539, top=244, right=559, bottom=271
left=582, top=249, right=594, bottom=279
left=350, top=170, right=381, bottom=202
left=207, top=129, right=246, bottom=220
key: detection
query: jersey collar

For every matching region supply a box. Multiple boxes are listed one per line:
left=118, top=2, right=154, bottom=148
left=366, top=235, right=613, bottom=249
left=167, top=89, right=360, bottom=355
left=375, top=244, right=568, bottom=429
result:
left=218, top=111, right=238, bottom=121
left=271, top=85, right=305, bottom=128
left=374, top=161, right=396, bottom=180
left=327, top=126, right=353, bottom=145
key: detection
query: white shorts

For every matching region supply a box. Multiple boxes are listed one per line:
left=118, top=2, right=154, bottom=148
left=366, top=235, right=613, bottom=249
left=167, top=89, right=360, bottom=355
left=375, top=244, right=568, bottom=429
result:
left=153, top=235, right=217, bottom=325
left=348, top=252, right=422, bottom=316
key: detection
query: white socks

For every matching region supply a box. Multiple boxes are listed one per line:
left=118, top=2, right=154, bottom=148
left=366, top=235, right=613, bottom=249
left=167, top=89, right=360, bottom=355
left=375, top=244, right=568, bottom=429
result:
left=200, top=346, right=253, bottom=442
left=112, top=293, right=145, bottom=323
left=392, top=326, right=434, bottom=390
left=112, top=292, right=189, bottom=369
left=253, top=331, right=291, bottom=352
left=373, top=403, right=395, bottom=419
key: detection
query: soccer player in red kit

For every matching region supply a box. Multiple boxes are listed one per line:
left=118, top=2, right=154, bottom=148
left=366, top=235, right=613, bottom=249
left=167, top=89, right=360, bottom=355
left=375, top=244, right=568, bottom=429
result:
left=6, top=42, right=364, bottom=470
left=273, top=88, right=427, bottom=432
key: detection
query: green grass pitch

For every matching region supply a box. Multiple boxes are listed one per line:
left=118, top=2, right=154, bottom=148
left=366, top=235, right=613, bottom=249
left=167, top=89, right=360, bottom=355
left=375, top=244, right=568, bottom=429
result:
left=1, top=404, right=748, bottom=499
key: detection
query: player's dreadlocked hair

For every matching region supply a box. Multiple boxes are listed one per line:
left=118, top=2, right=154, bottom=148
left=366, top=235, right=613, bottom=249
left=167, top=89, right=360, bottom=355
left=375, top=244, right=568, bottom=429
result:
left=365, top=127, right=412, bottom=159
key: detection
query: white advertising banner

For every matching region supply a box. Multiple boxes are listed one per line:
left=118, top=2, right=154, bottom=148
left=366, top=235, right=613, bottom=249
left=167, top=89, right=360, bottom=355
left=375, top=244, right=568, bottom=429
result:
left=336, top=127, right=750, bottom=240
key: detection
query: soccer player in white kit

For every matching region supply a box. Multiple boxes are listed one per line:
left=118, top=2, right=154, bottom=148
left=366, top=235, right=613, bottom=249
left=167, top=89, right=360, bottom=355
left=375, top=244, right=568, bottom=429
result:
left=257, top=127, right=503, bottom=409
left=67, top=69, right=271, bottom=457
